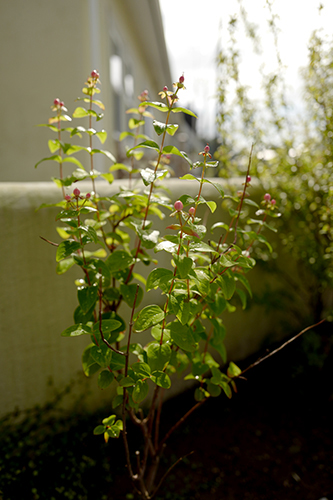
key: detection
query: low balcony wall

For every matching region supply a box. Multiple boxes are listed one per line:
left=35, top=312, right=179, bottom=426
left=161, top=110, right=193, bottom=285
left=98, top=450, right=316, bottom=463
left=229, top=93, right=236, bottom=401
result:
left=0, top=180, right=304, bottom=419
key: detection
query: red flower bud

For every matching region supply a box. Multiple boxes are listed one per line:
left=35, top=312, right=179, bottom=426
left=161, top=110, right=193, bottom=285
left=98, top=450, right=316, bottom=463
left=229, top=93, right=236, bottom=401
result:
left=204, top=144, right=210, bottom=153
left=53, top=98, right=60, bottom=106
left=73, top=188, right=81, bottom=197
left=91, top=70, right=99, bottom=79
left=179, top=75, right=185, bottom=84
left=86, top=193, right=91, bottom=199
left=246, top=175, right=251, bottom=183
left=174, top=200, right=183, bottom=211
left=163, top=86, right=168, bottom=91
left=65, top=194, right=71, bottom=201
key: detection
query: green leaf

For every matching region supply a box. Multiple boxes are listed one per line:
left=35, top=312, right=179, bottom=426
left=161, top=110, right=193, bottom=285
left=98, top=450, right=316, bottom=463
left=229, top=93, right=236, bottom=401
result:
left=209, top=318, right=226, bottom=346
left=92, top=149, right=116, bottom=162
left=153, top=120, right=166, bottom=136
left=96, top=130, right=107, bottom=144
left=82, top=344, right=101, bottom=377
left=166, top=123, right=179, bottom=136
left=134, top=305, right=164, bottom=332
left=130, top=222, right=160, bottom=250
left=162, top=145, right=185, bottom=157
left=152, top=120, right=179, bottom=136
left=61, top=323, right=92, bottom=337
left=144, top=101, right=169, bottom=112
left=98, top=370, right=114, bottom=389
left=119, top=376, right=136, bottom=387
left=217, top=270, right=236, bottom=299
left=221, top=382, right=232, bottom=399
left=234, top=272, right=252, bottom=297
left=132, top=380, right=149, bottom=403
left=169, top=322, right=197, bottom=352
left=194, top=387, right=207, bottom=401
left=140, top=167, right=156, bottom=185
left=92, top=319, right=123, bottom=340
left=174, top=255, right=193, bottom=278
left=90, top=346, right=111, bottom=368
left=73, top=106, right=89, bottom=118
left=128, top=140, right=160, bottom=156
left=128, top=118, right=145, bottom=129
left=171, top=107, right=197, bottom=117
left=207, top=382, right=222, bottom=397
left=203, top=179, right=225, bottom=198
left=154, top=240, right=178, bottom=253
left=56, top=257, right=75, bottom=274
left=35, top=154, right=62, bottom=168
left=106, top=251, right=134, bottom=274
left=102, top=415, right=116, bottom=426
left=247, top=231, right=273, bottom=253
left=131, top=362, right=151, bottom=378
left=208, top=294, right=227, bottom=315
left=180, top=173, right=199, bottom=182
left=93, top=425, right=105, bottom=435
left=151, top=371, right=171, bottom=389
left=109, top=352, right=126, bottom=371
left=146, top=342, right=172, bottom=372
left=56, top=240, right=81, bottom=262
left=48, top=139, right=61, bottom=153
left=236, top=288, right=247, bottom=309
left=146, top=268, right=174, bottom=292
left=101, top=172, right=114, bottom=184
left=227, top=361, right=242, bottom=378
left=78, top=285, right=98, bottom=314
left=120, top=284, right=143, bottom=308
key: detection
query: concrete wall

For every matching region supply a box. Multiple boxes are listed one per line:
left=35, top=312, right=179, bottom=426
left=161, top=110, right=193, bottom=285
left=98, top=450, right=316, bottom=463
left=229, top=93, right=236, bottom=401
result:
left=0, top=178, right=304, bottom=419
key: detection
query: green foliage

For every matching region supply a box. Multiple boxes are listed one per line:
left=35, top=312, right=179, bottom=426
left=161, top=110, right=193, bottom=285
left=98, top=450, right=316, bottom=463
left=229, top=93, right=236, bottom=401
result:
left=36, top=71, right=276, bottom=498
left=215, top=5, right=333, bottom=320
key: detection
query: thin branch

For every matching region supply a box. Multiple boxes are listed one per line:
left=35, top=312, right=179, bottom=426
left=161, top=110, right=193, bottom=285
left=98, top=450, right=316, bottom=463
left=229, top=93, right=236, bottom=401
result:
left=157, top=399, right=206, bottom=454
left=122, top=284, right=141, bottom=483
left=233, top=143, right=253, bottom=245
left=241, top=318, right=326, bottom=376
left=150, top=451, right=195, bottom=499
left=39, top=236, right=59, bottom=247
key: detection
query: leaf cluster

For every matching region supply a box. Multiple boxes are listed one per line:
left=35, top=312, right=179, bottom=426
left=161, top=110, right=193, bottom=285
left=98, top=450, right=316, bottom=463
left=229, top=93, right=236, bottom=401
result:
left=36, top=72, right=276, bottom=497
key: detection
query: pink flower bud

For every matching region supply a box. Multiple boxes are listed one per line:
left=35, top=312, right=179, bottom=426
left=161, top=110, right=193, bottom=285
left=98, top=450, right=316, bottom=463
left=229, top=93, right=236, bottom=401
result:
left=54, top=98, right=60, bottom=106
left=65, top=194, right=71, bottom=201
left=73, top=188, right=81, bottom=197
left=138, top=90, right=149, bottom=102
left=264, top=193, right=271, bottom=202
left=204, top=144, right=210, bottom=153
left=91, top=70, right=99, bottom=79
left=271, top=199, right=276, bottom=205
left=189, top=207, right=195, bottom=215
left=86, top=193, right=91, bottom=199
left=179, top=75, right=185, bottom=84
left=174, top=200, right=183, bottom=211
left=246, top=175, right=251, bottom=183
left=59, top=101, right=64, bottom=107
left=163, top=86, right=168, bottom=91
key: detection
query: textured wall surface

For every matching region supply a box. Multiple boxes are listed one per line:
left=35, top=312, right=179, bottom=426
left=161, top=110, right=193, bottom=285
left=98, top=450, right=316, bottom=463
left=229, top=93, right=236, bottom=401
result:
left=0, top=179, right=302, bottom=418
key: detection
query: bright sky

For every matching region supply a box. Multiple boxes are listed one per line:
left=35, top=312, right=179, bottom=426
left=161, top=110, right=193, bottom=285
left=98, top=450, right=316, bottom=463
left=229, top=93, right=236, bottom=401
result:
left=160, top=0, right=333, bottom=139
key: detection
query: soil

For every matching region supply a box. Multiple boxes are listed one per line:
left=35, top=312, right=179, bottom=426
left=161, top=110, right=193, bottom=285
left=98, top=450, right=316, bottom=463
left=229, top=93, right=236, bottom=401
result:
left=109, top=328, right=333, bottom=500
left=1, top=327, right=332, bottom=500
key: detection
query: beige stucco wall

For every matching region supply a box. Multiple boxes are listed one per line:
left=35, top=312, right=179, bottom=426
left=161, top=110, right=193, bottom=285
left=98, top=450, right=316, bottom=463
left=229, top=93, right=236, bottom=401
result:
left=0, top=0, right=172, bottom=183
left=0, top=179, right=304, bottom=419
